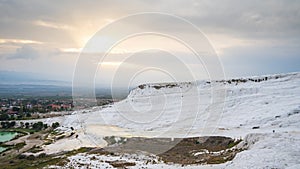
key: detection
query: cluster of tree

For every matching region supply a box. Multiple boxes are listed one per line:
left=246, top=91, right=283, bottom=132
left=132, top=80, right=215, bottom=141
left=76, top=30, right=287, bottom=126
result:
left=20, top=106, right=48, bottom=113
left=0, top=121, right=16, bottom=128
left=0, top=120, right=60, bottom=132
left=0, top=112, right=33, bottom=121
left=30, top=122, right=60, bottom=131
left=32, top=122, right=47, bottom=131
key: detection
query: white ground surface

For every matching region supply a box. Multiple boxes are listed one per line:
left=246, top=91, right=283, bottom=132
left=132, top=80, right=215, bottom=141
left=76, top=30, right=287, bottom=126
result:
left=38, top=72, right=300, bottom=168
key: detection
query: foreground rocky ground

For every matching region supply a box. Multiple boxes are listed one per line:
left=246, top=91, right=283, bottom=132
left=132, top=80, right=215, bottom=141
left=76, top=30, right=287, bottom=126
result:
left=0, top=135, right=244, bottom=169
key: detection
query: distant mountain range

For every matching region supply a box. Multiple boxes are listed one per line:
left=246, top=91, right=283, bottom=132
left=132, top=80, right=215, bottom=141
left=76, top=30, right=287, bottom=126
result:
left=0, top=71, right=71, bottom=86
left=0, top=71, right=129, bottom=98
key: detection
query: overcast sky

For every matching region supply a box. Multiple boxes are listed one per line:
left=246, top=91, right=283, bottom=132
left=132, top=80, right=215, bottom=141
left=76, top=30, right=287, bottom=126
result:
left=0, top=0, right=299, bottom=86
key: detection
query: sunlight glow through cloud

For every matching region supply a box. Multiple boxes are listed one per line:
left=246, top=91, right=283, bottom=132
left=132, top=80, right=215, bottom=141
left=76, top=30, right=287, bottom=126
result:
left=0, top=39, right=43, bottom=44
left=34, top=20, right=73, bottom=30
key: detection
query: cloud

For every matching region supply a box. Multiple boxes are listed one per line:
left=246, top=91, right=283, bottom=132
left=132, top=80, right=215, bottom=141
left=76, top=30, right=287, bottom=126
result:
left=6, top=45, right=39, bottom=60
left=0, top=0, right=299, bottom=82
left=1, top=0, right=299, bottom=47
left=0, top=38, right=42, bottom=44
left=60, top=47, right=82, bottom=53
left=34, top=20, right=73, bottom=30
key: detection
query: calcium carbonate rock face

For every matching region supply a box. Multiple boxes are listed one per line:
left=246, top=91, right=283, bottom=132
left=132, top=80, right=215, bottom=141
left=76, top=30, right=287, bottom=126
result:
left=41, top=72, right=300, bottom=169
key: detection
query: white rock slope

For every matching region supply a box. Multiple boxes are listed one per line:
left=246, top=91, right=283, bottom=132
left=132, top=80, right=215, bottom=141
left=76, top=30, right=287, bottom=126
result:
left=46, top=72, right=300, bottom=168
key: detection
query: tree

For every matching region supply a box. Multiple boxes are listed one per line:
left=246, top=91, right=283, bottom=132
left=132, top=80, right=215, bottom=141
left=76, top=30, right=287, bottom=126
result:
left=17, top=114, right=23, bottom=119
left=51, top=122, right=59, bottom=129
left=43, top=124, right=48, bottom=129
left=20, top=122, right=24, bottom=128
left=0, top=113, right=9, bottom=121
left=26, top=113, right=32, bottom=118
left=12, top=107, right=20, bottom=111
left=9, top=121, right=16, bottom=128
left=25, top=122, right=30, bottom=129
left=32, top=121, right=44, bottom=131
left=1, top=121, right=7, bottom=128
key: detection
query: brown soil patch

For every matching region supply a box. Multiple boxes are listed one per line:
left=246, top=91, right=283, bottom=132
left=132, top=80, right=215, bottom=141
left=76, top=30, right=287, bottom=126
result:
left=101, top=136, right=243, bottom=165
left=158, top=136, right=241, bottom=165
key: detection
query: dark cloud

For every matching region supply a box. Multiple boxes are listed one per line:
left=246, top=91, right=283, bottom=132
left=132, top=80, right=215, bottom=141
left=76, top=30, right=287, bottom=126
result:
left=1, top=0, right=299, bottom=42
left=134, top=0, right=300, bottom=41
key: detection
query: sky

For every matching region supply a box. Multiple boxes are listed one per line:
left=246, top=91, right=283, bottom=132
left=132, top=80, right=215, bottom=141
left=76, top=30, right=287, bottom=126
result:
left=0, top=0, right=300, bottom=87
